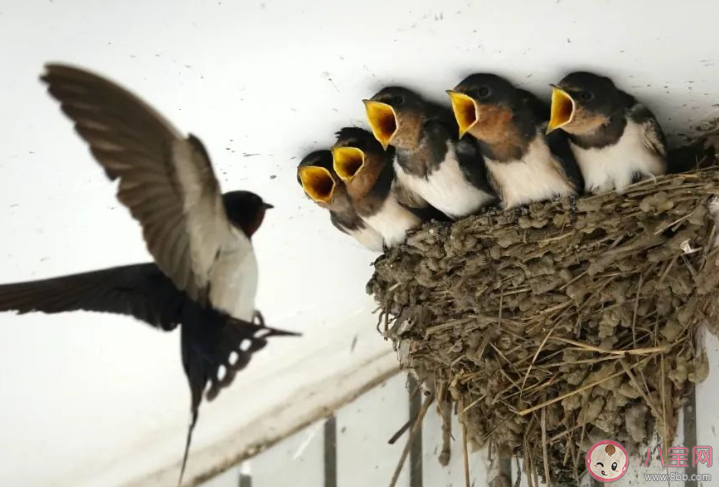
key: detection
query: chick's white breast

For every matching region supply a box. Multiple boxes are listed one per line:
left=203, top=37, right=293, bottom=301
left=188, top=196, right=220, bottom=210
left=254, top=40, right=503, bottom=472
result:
left=571, top=120, right=665, bottom=193
left=362, top=195, right=420, bottom=247
left=394, top=143, right=493, bottom=219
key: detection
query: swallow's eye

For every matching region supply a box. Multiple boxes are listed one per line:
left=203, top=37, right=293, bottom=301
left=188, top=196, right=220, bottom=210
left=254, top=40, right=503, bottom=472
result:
left=579, top=90, right=594, bottom=101
left=611, top=462, right=618, bottom=471
left=392, top=95, right=405, bottom=106
left=595, top=462, right=604, bottom=467
left=477, top=86, right=491, bottom=98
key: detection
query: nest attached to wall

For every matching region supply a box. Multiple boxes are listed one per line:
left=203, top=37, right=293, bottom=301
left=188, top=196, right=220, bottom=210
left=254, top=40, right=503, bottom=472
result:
left=368, top=158, right=719, bottom=485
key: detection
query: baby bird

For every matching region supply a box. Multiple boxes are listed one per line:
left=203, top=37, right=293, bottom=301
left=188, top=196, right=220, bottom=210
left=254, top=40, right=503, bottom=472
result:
left=448, top=73, right=581, bottom=208
left=548, top=71, right=667, bottom=193
left=332, top=127, right=431, bottom=247
left=298, top=150, right=384, bottom=251
left=363, top=87, right=496, bottom=219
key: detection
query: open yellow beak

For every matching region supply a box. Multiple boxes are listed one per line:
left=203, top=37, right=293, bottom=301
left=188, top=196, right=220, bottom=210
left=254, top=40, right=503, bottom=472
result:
left=447, top=90, right=479, bottom=139
left=298, top=166, right=335, bottom=203
left=547, top=85, right=575, bottom=133
left=332, top=146, right=366, bottom=182
left=363, top=100, right=397, bottom=150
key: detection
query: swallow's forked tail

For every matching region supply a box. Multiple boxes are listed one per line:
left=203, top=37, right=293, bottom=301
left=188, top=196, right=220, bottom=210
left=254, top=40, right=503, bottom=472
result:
left=178, top=315, right=300, bottom=485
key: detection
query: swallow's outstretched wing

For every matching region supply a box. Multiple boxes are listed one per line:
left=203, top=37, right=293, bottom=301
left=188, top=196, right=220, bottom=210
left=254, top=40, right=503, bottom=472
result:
left=41, top=64, right=250, bottom=307
left=0, top=264, right=183, bottom=328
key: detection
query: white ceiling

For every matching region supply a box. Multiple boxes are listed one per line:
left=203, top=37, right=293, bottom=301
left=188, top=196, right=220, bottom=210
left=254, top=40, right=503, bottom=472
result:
left=1, top=0, right=719, bottom=485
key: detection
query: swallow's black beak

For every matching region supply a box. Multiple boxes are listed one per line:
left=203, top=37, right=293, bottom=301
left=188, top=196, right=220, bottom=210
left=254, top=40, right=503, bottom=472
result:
left=263, top=202, right=274, bottom=210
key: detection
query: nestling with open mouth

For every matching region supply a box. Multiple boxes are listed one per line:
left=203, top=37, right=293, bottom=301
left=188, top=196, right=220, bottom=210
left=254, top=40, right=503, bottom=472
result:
left=297, top=149, right=384, bottom=251
left=332, top=127, right=445, bottom=247
left=548, top=71, right=667, bottom=194
left=449, top=73, right=582, bottom=208
left=363, top=87, right=496, bottom=219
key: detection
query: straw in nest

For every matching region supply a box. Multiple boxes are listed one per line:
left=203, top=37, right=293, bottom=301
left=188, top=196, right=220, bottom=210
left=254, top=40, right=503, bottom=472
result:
left=368, top=160, right=719, bottom=485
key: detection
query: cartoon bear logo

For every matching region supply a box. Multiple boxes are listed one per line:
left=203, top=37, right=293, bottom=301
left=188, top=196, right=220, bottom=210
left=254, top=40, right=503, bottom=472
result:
left=586, top=440, right=629, bottom=482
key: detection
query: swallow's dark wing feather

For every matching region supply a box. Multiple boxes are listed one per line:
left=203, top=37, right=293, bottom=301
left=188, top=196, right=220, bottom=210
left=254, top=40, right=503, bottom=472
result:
left=454, top=136, right=497, bottom=199
left=629, top=103, right=668, bottom=160
left=518, top=88, right=549, bottom=123
left=545, top=130, right=585, bottom=193
left=424, top=101, right=459, bottom=138
left=330, top=211, right=359, bottom=234
left=328, top=212, right=351, bottom=235
left=41, top=64, right=247, bottom=307
left=0, top=263, right=184, bottom=329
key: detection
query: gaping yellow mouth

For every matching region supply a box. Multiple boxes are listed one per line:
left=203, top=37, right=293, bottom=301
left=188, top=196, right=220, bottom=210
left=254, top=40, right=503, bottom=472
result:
left=298, top=166, right=335, bottom=203
left=363, top=100, right=397, bottom=150
left=548, top=86, right=575, bottom=133
left=447, top=90, right=479, bottom=138
left=332, top=146, right=366, bottom=182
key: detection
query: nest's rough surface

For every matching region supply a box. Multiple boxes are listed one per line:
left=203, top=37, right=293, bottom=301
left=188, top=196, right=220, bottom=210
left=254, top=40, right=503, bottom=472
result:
left=368, top=167, right=719, bottom=485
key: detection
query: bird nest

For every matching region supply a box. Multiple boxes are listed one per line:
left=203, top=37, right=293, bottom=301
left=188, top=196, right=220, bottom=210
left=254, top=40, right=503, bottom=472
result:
left=368, top=162, right=719, bottom=485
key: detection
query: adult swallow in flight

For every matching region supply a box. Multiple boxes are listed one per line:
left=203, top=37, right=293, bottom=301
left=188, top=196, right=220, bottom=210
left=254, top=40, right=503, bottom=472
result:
left=547, top=71, right=667, bottom=193
left=332, top=127, right=436, bottom=247
left=363, top=87, right=496, bottom=219
left=0, top=64, right=299, bottom=485
left=297, top=150, right=384, bottom=251
left=448, top=73, right=581, bottom=208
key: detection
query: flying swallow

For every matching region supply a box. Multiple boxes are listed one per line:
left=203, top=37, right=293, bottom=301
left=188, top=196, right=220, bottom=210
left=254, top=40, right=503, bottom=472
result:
left=297, top=150, right=384, bottom=251
left=448, top=73, right=581, bottom=208
left=0, top=64, right=299, bottom=485
left=363, top=87, right=496, bottom=219
left=548, top=71, right=667, bottom=193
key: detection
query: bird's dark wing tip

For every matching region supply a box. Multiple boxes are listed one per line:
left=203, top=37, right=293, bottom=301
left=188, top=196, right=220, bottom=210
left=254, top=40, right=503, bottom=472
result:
left=40, top=63, right=105, bottom=91
left=40, top=63, right=71, bottom=82
left=42, top=62, right=82, bottom=74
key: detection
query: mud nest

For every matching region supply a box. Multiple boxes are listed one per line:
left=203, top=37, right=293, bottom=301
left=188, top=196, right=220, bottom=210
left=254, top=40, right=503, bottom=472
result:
left=368, top=163, right=719, bottom=485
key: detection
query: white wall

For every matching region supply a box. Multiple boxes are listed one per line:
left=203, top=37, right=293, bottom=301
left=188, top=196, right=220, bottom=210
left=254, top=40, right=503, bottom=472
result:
left=1, top=0, right=719, bottom=485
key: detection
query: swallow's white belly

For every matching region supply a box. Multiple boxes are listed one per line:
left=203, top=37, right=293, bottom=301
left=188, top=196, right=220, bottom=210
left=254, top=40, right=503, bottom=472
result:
left=362, top=196, right=421, bottom=247
left=209, top=241, right=258, bottom=322
left=571, top=121, right=665, bottom=193
left=394, top=143, right=493, bottom=219
left=486, top=137, right=575, bottom=209
left=346, top=225, right=384, bottom=251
